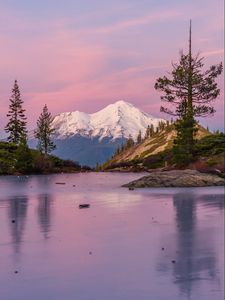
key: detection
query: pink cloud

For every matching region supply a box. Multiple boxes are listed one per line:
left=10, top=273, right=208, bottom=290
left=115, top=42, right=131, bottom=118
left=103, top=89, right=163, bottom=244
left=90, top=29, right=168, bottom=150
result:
left=0, top=1, right=224, bottom=134
left=89, top=10, right=182, bottom=34
left=202, top=49, right=224, bottom=57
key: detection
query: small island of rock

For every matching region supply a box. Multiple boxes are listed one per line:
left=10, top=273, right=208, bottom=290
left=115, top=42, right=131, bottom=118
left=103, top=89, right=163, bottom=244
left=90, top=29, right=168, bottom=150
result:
left=122, top=170, right=225, bottom=188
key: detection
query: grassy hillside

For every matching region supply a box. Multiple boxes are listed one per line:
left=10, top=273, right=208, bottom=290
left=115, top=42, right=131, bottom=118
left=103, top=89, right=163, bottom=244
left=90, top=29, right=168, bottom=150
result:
left=0, top=141, right=86, bottom=175
left=102, top=126, right=224, bottom=172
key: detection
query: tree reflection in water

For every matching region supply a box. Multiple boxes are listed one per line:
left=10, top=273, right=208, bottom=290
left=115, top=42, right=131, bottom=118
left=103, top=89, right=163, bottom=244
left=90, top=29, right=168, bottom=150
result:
left=157, top=191, right=223, bottom=299
left=37, top=194, right=53, bottom=239
left=173, top=193, right=217, bottom=298
left=8, top=196, right=28, bottom=254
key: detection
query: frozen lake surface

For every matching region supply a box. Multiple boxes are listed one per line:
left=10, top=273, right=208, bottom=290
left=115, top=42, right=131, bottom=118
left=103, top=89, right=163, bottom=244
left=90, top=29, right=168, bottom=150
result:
left=0, top=173, right=224, bottom=300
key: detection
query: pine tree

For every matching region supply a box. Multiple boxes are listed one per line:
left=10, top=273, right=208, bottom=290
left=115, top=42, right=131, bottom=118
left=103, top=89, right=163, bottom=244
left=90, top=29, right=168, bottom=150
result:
left=158, top=121, right=166, bottom=132
left=5, top=80, right=27, bottom=144
left=158, top=121, right=162, bottom=131
left=145, top=125, right=151, bottom=139
left=35, top=105, right=56, bottom=155
left=150, top=124, right=155, bottom=136
left=137, top=130, right=142, bottom=144
left=155, top=21, right=223, bottom=165
left=125, top=134, right=135, bottom=149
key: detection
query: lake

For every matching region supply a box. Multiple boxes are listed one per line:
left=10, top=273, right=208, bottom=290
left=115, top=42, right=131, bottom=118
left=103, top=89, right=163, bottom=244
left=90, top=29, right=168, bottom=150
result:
left=0, top=173, right=224, bottom=300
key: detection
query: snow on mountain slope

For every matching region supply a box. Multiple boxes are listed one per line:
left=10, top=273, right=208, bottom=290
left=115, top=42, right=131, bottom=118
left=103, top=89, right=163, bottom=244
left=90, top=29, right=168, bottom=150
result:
left=52, top=100, right=164, bottom=140
left=52, top=111, right=90, bottom=137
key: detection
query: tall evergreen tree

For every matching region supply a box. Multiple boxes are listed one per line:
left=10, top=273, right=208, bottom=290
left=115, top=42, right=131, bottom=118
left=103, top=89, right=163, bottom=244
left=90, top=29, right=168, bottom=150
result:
left=5, top=80, right=27, bottom=144
left=158, top=121, right=166, bottom=132
left=155, top=21, right=223, bottom=165
left=137, top=130, right=142, bottom=144
left=150, top=124, right=155, bottom=136
left=125, top=134, right=135, bottom=149
left=35, top=105, right=56, bottom=155
left=145, top=125, right=151, bottom=139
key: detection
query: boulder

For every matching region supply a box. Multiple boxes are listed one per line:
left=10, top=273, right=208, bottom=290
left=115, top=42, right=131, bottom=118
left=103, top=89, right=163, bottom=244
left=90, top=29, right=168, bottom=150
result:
left=122, top=170, right=225, bottom=188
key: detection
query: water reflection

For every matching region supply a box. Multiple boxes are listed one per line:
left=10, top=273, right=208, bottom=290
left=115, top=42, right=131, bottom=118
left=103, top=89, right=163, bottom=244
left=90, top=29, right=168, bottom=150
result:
left=173, top=193, right=217, bottom=298
left=198, top=194, right=225, bottom=210
left=157, top=192, right=220, bottom=299
left=8, top=196, right=28, bottom=253
left=37, top=194, right=53, bottom=239
left=1, top=173, right=223, bottom=300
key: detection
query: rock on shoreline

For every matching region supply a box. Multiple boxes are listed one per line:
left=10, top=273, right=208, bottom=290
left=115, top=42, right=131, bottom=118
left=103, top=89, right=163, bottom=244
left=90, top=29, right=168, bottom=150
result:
left=122, top=170, right=225, bottom=188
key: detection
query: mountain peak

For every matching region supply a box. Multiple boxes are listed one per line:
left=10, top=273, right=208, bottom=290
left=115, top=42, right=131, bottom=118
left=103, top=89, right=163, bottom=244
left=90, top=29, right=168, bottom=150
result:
left=52, top=100, right=164, bottom=140
left=113, top=100, right=133, bottom=106
left=104, top=100, right=135, bottom=112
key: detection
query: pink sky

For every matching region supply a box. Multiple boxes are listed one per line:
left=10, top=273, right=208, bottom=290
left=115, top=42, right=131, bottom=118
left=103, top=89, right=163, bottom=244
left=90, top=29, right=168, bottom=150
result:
left=0, top=0, right=224, bottom=135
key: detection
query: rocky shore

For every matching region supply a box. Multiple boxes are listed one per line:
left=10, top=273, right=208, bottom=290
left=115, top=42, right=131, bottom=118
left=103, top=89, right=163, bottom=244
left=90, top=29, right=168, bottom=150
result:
left=122, top=169, right=225, bottom=188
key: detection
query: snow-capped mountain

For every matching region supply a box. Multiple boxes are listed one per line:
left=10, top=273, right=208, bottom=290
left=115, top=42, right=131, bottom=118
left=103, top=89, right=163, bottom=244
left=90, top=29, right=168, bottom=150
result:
left=29, top=100, right=164, bottom=167
left=52, top=100, right=164, bottom=140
